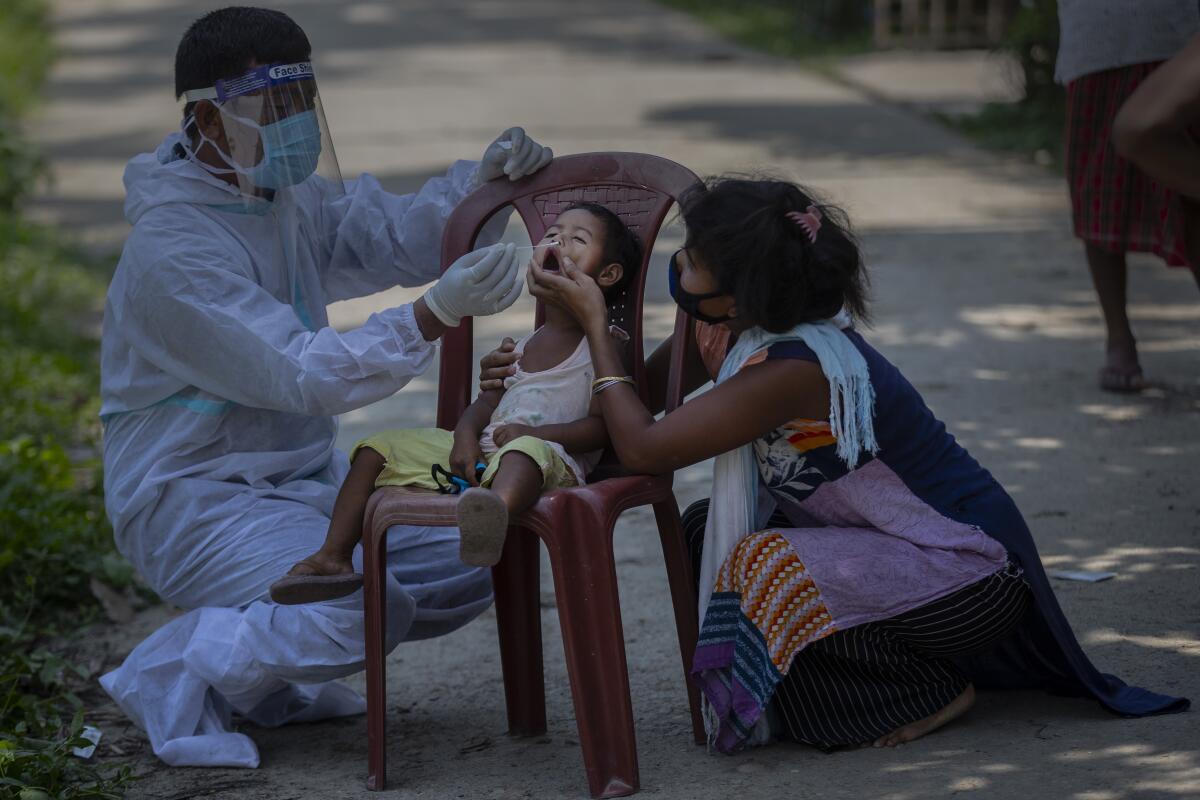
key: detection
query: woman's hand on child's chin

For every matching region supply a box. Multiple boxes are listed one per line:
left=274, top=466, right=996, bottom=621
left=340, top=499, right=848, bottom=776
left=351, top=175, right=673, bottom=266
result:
left=493, top=423, right=534, bottom=448
left=527, top=254, right=607, bottom=330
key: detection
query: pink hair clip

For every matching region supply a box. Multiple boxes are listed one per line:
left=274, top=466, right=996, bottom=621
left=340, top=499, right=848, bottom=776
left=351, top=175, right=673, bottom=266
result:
left=786, top=205, right=822, bottom=243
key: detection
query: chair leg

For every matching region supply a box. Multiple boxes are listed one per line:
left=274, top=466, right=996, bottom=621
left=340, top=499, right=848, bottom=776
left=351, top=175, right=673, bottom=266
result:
left=363, top=527, right=389, bottom=791
left=492, top=526, right=547, bottom=736
left=653, top=499, right=706, bottom=746
left=543, top=505, right=639, bottom=799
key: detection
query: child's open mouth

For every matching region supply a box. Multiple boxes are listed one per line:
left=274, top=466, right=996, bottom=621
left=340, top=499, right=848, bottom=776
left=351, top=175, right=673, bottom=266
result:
left=542, top=249, right=561, bottom=272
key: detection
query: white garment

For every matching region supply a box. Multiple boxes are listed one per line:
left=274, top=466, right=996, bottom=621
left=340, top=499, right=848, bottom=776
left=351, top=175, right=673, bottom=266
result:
left=479, top=330, right=601, bottom=484
left=1055, top=0, right=1200, bottom=84
left=99, top=132, right=501, bottom=767
left=99, top=522, right=488, bottom=767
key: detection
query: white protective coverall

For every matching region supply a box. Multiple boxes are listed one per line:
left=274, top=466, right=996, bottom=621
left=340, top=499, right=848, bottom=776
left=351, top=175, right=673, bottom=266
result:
left=98, top=132, right=501, bottom=767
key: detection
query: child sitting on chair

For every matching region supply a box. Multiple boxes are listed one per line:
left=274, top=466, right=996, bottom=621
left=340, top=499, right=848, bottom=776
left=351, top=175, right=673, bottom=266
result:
left=270, top=203, right=641, bottom=604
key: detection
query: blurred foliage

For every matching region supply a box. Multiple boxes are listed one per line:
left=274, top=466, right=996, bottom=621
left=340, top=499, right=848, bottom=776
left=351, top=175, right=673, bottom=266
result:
left=1006, top=0, right=1060, bottom=109
left=0, top=124, right=47, bottom=216
left=659, top=0, right=873, bottom=59
left=1, top=1, right=139, bottom=796
left=0, top=0, right=55, bottom=117
left=0, top=0, right=54, bottom=213
left=0, top=220, right=137, bottom=800
left=947, top=0, right=1065, bottom=169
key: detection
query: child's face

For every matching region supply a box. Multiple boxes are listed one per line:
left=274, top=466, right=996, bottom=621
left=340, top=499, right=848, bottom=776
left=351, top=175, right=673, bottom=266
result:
left=534, top=209, right=623, bottom=289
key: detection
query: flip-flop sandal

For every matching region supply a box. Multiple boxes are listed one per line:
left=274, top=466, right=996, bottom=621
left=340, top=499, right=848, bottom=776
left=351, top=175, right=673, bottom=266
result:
left=1098, top=365, right=1146, bottom=394
left=456, top=488, right=509, bottom=567
left=269, top=559, right=363, bottom=605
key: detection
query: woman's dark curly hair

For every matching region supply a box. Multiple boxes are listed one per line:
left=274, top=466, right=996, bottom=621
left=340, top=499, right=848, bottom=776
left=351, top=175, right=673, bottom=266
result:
left=680, top=177, right=869, bottom=332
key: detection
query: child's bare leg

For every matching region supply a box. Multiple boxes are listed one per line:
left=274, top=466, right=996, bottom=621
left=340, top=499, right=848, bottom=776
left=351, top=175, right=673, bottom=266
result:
left=488, top=452, right=544, bottom=515
left=269, top=448, right=385, bottom=604
left=293, top=447, right=386, bottom=575
left=457, top=452, right=542, bottom=567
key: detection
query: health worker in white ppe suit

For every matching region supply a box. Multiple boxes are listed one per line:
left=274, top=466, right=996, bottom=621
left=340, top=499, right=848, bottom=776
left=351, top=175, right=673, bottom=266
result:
left=97, top=6, right=551, bottom=768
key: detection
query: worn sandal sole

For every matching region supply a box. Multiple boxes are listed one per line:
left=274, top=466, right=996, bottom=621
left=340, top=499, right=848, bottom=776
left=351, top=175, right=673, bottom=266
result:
left=269, top=573, right=363, bottom=605
left=1098, top=366, right=1146, bottom=394
left=456, top=488, right=509, bottom=567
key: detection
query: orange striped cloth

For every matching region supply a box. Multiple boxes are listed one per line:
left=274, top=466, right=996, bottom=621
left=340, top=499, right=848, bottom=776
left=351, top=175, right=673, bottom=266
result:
left=693, top=530, right=837, bottom=751
left=714, top=531, right=836, bottom=673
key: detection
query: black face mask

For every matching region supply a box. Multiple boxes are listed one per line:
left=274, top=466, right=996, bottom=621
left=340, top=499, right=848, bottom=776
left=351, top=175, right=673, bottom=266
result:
left=667, top=249, right=734, bottom=325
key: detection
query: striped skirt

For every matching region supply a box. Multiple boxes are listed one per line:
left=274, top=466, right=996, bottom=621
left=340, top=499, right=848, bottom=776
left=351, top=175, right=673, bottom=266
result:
left=682, top=500, right=1032, bottom=749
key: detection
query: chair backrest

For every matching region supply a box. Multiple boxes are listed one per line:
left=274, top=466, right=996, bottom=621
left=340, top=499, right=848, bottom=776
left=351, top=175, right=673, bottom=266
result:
left=437, top=152, right=701, bottom=430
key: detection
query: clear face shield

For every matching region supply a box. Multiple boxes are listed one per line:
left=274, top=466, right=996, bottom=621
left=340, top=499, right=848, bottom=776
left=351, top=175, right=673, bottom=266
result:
left=181, top=61, right=343, bottom=209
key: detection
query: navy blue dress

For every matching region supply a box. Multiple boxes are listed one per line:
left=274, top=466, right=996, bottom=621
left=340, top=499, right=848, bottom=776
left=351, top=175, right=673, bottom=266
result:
left=759, top=332, right=1189, bottom=718
left=687, top=327, right=1187, bottom=750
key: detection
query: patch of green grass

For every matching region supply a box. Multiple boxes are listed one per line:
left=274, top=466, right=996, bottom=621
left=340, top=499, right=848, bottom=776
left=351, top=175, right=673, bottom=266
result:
left=1, top=2, right=141, bottom=795
left=1, top=648, right=136, bottom=799
left=0, top=217, right=136, bottom=799
left=657, top=0, right=873, bottom=60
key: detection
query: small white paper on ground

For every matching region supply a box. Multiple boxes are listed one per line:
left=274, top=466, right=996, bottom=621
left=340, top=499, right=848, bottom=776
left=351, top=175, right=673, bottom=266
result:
left=1050, top=570, right=1117, bottom=583
left=72, top=725, right=102, bottom=758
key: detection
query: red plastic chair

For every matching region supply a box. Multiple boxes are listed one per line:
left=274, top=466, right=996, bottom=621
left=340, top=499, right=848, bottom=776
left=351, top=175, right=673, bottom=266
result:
left=361, top=153, right=706, bottom=797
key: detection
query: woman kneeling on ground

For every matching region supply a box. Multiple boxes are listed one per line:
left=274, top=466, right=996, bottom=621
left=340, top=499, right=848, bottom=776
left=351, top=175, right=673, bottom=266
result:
left=493, top=176, right=1188, bottom=752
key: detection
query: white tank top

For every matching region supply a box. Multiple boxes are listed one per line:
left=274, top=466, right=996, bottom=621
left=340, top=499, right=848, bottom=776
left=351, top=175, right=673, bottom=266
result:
left=480, top=330, right=600, bottom=484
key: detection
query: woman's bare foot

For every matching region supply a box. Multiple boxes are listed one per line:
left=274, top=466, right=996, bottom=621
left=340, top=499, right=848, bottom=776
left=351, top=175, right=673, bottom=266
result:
left=269, top=551, right=362, bottom=605
left=871, top=684, right=975, bottom=748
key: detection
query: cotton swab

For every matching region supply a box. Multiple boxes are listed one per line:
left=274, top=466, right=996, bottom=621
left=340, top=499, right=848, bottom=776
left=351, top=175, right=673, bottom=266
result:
left=513, top=241, right=561, bottom=253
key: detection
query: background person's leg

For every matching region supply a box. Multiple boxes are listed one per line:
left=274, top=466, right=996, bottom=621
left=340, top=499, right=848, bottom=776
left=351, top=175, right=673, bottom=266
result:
left=1084, top=243, right=1144, bottom=391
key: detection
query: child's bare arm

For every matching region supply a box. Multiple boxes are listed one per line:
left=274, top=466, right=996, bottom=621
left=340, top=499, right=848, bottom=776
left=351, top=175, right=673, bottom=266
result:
left=453, top=390, right=502, bottom=438
left=493, top=401, right=609, bottom=455
left=513, top=416, right=608, bottom=454
left=450, top=390, right=502, bottom=484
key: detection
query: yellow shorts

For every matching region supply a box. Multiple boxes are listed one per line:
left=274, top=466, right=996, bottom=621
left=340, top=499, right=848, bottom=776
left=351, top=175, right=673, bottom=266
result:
left=351, top=427, right=578, bottom=491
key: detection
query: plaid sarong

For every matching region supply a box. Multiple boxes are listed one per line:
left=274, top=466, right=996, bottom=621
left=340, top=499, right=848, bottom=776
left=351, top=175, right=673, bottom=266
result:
left=1066, top=62, right=1193, bottom=269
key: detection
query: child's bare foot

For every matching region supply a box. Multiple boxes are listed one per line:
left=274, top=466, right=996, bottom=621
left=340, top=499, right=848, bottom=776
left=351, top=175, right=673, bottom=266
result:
left=871, top=684, right=975, bottom=748
left=456, top=487, right=509, bottom=567
left=269, top=552, right=362, bottom=605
